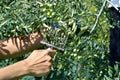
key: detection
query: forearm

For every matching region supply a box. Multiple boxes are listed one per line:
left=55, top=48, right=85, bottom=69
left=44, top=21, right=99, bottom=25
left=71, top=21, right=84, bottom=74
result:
left=0, top=48, right=56, bottom=80
left=0, top=32, right=44, bottom=59
left=0, top=60, right=28, bottom=80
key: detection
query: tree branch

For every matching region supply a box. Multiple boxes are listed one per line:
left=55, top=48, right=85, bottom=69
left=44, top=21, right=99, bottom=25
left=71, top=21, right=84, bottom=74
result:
left=90, top=0, right=107, bottom=33
left=90, top=0, right=120, bottom=33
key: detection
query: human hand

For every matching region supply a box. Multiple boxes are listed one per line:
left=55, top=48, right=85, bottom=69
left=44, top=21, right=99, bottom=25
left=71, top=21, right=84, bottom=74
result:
left=24, top=48, right=56, bottom=77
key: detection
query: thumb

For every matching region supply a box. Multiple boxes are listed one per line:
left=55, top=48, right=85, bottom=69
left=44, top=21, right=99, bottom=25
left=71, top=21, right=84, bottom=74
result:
left=46, top=48, right=56, bottom=57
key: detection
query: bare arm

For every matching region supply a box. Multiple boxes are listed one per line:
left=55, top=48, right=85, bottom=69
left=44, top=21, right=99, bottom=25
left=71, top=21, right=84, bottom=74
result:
left=0, top=32, right=44, bottom=59
left=0, top=59, right=28, bottom=80
left=0, top=32, right=57, bottom=80
left=0, top=48, right=56, bottom=80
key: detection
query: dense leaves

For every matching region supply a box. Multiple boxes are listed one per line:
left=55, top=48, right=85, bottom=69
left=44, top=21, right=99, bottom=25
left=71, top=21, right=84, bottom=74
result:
left=0, top=0, right=119, bottom=80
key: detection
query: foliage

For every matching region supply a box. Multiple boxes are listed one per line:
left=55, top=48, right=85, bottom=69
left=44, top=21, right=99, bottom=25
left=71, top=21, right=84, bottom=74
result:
left=0, top=0, right=119, bottom=80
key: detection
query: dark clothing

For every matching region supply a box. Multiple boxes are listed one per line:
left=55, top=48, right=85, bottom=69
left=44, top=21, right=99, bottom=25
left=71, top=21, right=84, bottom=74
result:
left=110, top=7, right=120, bottom=67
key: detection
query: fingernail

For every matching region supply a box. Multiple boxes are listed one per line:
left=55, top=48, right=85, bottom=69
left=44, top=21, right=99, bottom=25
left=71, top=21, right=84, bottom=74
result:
left=47, top=48, right=56, bottom=52
left=47, top=48, right=52, bottom=50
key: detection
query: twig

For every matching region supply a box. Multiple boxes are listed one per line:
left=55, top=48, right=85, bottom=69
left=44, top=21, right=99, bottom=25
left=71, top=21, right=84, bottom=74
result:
left=90, top=0, right=107, bottom=33
left=90, top=0, right=120, bottom=33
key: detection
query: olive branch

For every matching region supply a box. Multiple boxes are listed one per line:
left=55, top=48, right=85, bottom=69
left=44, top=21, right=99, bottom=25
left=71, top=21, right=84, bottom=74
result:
left=90, top=0, right=120, bottom=33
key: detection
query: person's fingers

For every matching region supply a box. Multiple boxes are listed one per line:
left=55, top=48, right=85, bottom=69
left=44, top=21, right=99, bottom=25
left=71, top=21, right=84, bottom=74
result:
left=46, top=48, right=56, bottom=52
left=46, top=48, right=56, bottom=57
left=40, top=55, right=52, bottom=63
